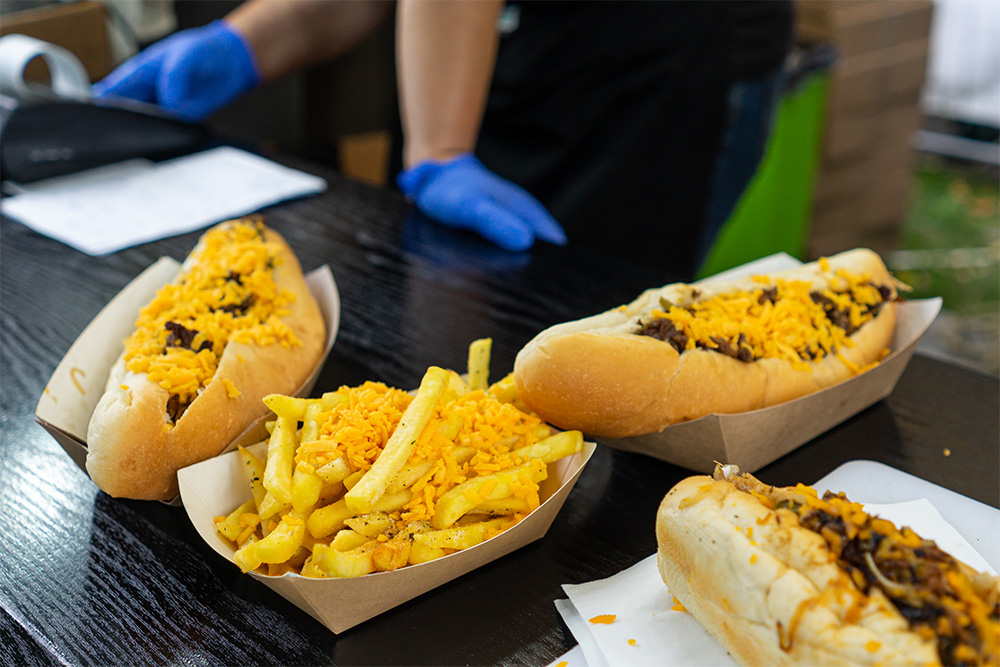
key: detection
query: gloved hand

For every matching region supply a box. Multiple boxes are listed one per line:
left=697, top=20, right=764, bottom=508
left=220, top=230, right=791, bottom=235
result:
left=91, top=20, right=260, bottom=121
left=397, top=153, right=567, bottom=252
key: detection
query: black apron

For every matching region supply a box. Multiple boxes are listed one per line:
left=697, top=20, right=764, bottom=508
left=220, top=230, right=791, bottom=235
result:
left=477, top=1, right=731, bottom=278
left=391, top=1, right=792, bottom=280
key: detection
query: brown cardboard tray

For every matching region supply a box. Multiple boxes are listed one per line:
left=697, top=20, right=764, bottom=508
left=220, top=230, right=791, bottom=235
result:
left=177, top=434, right=596, bottom=633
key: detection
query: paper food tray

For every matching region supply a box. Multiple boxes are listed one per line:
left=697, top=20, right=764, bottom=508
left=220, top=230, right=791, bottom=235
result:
left=599, top=253, right=942, bottom=473
left=178, top=437, right=596, bottom=633
left=35, top=257, right=340, bottom=502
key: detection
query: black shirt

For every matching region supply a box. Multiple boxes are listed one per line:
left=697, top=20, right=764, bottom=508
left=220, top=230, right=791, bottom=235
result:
left=398, top=1, right=794, bottom=279
left=730, top=0, right=795, bottom=80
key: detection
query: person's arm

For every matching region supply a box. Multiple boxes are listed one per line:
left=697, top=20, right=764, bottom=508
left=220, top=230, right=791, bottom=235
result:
left=92, top=0, right=392, bottom=120
left=228, top=0, right=394, bottom=83
left=395, top=0, right=503, bottom=167
left=392, top=0, right=566, bottom=251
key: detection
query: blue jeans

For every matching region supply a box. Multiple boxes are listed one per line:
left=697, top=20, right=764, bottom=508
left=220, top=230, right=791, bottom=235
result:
left=697, top=68, right=785, bottom=264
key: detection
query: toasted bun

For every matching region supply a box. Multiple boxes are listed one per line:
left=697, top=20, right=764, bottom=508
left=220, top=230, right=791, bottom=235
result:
left=513, top=249, right=899, bottom=438
left=656, top=476, right=940, bottom=666
left=86, top=221, right=325, bottom=500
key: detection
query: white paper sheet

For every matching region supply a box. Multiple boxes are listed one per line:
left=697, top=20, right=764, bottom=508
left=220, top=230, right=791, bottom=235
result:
left=0, top=146, right=327, bottom=255
left=554, top=499, right=996, bottom=667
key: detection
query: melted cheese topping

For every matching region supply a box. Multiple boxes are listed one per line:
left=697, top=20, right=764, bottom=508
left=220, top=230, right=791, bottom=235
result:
left=123, top=220, right=300, bottom=407
left=780, top=482, right=1000, bottom=665
left=294, top=382, right=548, bottom=534
left=724, top=468, right=999, bottom=664
left=645, top=264, right=889, bottom=372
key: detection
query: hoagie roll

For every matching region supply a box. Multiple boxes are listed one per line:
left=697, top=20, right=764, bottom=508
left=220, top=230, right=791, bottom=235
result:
left=656, top=465, right=1000, bottom=666
left=514, top=249, right=904, bottom=438
left=86, top=218, right=325, bottom=500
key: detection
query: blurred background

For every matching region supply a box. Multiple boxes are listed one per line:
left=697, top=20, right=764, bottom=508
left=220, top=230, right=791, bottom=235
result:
left=2, top=0, right=997, bottom=375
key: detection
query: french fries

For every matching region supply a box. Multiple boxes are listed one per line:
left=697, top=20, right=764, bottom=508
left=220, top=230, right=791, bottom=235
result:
left=467, top=337, right=492, bottom=391
left=344, top=366, right=450, bottom=513
left=262, top=415, right=297, bottom=505
left=215, top=339, right=584, bottom=579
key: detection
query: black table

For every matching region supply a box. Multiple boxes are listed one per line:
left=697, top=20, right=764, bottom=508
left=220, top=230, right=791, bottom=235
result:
left=2, top=156, right=998, bottom=666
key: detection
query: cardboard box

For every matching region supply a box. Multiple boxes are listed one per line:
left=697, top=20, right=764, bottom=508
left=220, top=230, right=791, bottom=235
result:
left=796, top=1, right=933, bottom=59
left=827, top=38, right=930, bottom=115
left=811, top=221, right=903, bottom=259
left=877, top=102, right=924, bottom=148
left=856, top=103, right=922, bottom=227
left=807, top=221, right=900, bottom=258
left=811, top=185, right=863, bottom=232
left=178, top=434, right=596, bottom=633
left=822, top=107, right=879, bottom=164
left=860, top=166, right=915, bottom=227
left=822, top=94, right=922, bottom=167
left=807, top=215, right=877, bottom=259
left=598, top=254, right=941, bottom=473
left=813, top=109, right=918, bottom=236
left=813, top=91, right=922, bottom=252
left=35, top=257, right=341, bottom=502
left=337, top=131, right=392, bottom=187
left=882, top=39, right=931, bottom=102
left=812, top=152, right=876, bottom=206
left=0, top=1, right=112, bottom=82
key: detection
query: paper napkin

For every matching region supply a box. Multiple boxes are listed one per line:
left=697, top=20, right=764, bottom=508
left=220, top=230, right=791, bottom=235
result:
left=1, top=146, right=327, bottom=255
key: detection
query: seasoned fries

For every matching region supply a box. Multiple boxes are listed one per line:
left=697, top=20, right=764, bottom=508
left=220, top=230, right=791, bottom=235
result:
left=467, top=337, right=492, bottom=391
left=215, top=339, right=584, bottom=578
left=344, top=366, right=450, bottom=513
left=262, top=415, right=297, bottom=505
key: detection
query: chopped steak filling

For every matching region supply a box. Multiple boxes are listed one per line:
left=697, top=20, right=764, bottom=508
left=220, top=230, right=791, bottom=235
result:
left=723, top=469, right=1000, bottom=666
left=123, top=218, right=300, bottom=427
left=636, top=263, right=898, bottom=372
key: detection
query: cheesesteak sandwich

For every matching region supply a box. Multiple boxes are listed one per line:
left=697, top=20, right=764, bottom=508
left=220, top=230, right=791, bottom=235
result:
left=514, top=249, right=903, bottom=438
left=657, top=465, right=1000, bottom=666
left=86, top=218, right=325, bottom=500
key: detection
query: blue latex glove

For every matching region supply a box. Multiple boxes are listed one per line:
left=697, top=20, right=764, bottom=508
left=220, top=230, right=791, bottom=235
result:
left=397, top=154, right=567, bottom=252
left=92, top=20, right=260, bottom=121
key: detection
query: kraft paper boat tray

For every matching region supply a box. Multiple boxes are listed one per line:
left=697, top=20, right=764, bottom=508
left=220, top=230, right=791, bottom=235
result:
left=598, top=254, right=942, bottom=474
left=177, top=436, right=596, bottom=634
left=35, top=256, right=341, bottom=503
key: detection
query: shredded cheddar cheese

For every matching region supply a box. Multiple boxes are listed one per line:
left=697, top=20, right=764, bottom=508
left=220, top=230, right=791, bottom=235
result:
left=222, top=378, right=241, bottom=398
left=724, top=467, right=1000, bottom=666
left=640, top=262, right=893, bottom=372
left=122, top=219, right=299, bottom=421
left=294, top=380, right=548, bottom=539
left=589, top=614, right=616, bottom=624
